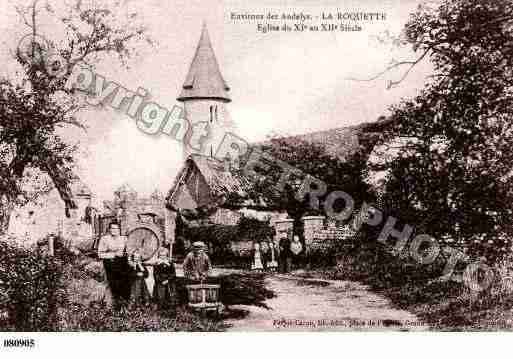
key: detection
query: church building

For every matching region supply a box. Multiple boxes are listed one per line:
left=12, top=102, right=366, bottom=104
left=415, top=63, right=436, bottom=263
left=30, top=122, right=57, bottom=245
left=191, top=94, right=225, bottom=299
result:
left=167, top=24, right=284, bottom=226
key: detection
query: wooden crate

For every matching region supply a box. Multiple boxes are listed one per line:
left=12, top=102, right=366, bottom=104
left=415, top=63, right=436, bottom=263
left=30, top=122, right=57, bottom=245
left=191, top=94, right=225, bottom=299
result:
left=186, top=284, right=221, bottom=315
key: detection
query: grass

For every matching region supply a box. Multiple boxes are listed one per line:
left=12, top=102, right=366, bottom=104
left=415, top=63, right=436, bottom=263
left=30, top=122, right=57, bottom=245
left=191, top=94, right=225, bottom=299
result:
left=57, top=302, right=220, bottom=331
left=299, top=238, right=513, bottom=331
left=56, top=255, right=275, bottom=331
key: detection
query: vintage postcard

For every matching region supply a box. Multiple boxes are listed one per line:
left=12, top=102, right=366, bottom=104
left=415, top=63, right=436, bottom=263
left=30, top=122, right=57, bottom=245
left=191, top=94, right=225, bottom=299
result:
left=0, top=0, right=512, bottom=343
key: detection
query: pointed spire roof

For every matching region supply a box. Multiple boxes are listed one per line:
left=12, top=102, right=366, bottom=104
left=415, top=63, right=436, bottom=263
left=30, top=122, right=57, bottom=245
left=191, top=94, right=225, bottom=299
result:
left=177, top=23, right=231, bottom=102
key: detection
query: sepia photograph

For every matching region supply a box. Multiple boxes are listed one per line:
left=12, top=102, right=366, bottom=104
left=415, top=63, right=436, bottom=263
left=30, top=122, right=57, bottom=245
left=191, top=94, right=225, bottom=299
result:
left=0, top=0, right=513, bottom=352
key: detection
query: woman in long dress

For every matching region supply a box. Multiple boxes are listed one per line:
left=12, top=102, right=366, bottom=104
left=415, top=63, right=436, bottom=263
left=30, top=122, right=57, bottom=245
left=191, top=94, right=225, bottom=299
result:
left=153, top=248, right=177, bottom=313
left=251, top=242, right=264, bottom=271
left=267, top=241, right=278, bottom=272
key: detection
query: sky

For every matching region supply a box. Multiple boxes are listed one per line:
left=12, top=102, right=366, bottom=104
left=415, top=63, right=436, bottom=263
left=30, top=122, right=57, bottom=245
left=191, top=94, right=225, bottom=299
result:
left=0, top=0, right=433, bottom=204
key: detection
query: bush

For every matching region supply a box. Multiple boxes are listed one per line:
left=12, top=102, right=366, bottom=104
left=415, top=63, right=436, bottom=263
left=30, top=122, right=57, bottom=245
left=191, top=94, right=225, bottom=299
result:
left=217, top=272, right=275, bottom=308
left=0, top=238, right=68, bottom=331
left=183, top=216, right=273, bottom=267
left=323, top=227, right=513, bottom=329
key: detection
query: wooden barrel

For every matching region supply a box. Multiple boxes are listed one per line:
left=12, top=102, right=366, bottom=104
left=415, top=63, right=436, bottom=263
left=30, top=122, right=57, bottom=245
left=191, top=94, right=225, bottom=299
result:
left=126, top=223, right=161, bottom=261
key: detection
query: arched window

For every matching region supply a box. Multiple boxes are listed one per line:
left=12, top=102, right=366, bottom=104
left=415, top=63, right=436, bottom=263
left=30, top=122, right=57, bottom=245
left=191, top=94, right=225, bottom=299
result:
left=209, top=105, right=213, bottom=123
left=215, top=105, right=218, bottom=121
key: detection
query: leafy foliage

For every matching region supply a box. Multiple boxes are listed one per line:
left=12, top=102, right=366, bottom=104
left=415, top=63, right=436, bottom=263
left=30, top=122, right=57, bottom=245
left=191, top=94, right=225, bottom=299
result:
left=327, top=230, right=513, bottom=330
left=0, top=1, right=151, bottom=233
left=0, top=238, right=67, bottom=331
left=377, top=0, right=513, bottom=260
left=0, top=81, right=78, bottom=230
left=251, top=138, right=372, bottom=227
left=216, top=272, right=275, bottom=309
left=183, top=216, right=273, bottom=266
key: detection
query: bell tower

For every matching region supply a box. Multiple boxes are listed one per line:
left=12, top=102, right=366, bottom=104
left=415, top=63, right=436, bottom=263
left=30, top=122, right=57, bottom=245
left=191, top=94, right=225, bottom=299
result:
left=177, top=23, right=235, bottom=159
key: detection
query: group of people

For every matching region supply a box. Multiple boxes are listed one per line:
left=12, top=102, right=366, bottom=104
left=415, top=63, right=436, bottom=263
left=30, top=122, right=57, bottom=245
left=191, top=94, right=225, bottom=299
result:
left=98, top=221, right=307, bottom=310
left=251, top=234, right=304, bottom=273
left=97, top=223, right=177, bottom=311
left=251, top=240, right=278, bottom=271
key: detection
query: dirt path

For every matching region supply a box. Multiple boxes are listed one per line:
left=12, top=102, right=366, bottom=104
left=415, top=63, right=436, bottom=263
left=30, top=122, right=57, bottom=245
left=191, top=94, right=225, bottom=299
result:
left=225, top=275, right=428, bottom=331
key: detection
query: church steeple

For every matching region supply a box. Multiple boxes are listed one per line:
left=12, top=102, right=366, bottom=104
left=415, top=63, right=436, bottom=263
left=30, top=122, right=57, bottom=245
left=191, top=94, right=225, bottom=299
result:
left=178, top=23, right=235, bottom=160
left=177, top=23, right=231, bottom=103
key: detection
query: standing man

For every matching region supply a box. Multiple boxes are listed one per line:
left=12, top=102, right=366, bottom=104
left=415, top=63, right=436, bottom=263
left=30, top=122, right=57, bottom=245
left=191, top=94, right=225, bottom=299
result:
left=183, top=241, right=211, bottom=282
left=279, top=230, right=292, bottom=273
left=98, top=222, right=129, bottom=308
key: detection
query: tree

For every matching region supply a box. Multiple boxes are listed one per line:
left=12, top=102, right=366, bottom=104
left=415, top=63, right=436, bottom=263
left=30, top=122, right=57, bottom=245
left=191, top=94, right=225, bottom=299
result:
left=377, top=0, right=513, bottom=259
left=0, top=0, right=151, bottom=233
left=247, top=137, right=373, bottom=229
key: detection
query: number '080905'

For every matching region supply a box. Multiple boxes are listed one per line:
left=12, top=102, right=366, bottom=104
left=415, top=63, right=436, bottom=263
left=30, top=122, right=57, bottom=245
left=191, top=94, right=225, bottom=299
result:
left=3, top=339, right=35, bottom=348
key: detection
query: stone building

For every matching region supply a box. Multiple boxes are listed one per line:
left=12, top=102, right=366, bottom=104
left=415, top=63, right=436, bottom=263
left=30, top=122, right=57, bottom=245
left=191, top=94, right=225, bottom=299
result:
left=100, top=184, right=175, bottom=263
left=167, top=24, right=393, bottom=258
left=167, top=153, right=285, bottom=226
left=168, top=24, right=286, bottom=227
left=8, top=178, right=98, bottom=249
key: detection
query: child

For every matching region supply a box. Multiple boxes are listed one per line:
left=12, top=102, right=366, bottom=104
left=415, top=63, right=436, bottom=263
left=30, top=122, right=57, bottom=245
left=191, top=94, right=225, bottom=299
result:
left=128, top=249, right=150, bottom=308
left=153, top=248, right=177, bottom=313
left=251, top=242, right=264, bottom=271
left=267, top=241, right=278, bottom=272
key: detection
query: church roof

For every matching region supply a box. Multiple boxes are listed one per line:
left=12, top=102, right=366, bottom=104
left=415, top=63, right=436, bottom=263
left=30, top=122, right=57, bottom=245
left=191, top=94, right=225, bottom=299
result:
left=177, top=23, right=231, bottom=103
left=167, top=154, right=273, bottom=211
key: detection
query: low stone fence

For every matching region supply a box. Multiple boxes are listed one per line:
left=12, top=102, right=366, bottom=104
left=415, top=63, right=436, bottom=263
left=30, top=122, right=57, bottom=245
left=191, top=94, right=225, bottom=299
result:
left=272, top=215, right=359, bottom=255
left=229, top=240, right=254, bottom=257
left=308, top=226, right=355, bottom=253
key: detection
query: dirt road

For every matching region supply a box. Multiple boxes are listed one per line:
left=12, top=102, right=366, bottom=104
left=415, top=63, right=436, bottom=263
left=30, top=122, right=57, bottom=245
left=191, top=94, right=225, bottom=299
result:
left=225, top=275, right=428, bottom=331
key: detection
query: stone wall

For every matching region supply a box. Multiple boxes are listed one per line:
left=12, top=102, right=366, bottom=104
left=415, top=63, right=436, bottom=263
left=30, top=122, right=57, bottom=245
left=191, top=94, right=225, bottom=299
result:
left=209, top=208, right=241, bottom=225
left=208, top=207, right=285, bottom=226
left=229, top=240, right=254, bottom=256
left=269, top=215, right=359, bottom=255
left=102, top=188, right=174, bottom=263
left=9, top=188, right=95, bottom=250
left=308, top=226, right=355, bottom=253
left=302, top=216, right=325, bottom=253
